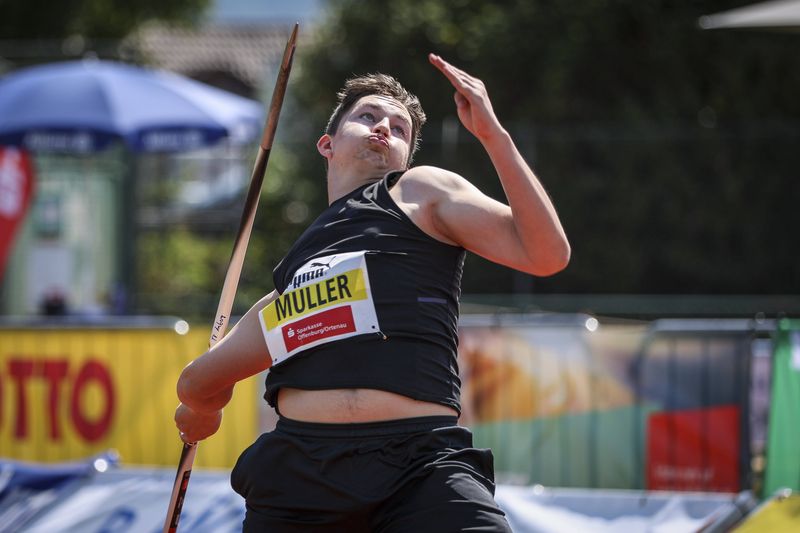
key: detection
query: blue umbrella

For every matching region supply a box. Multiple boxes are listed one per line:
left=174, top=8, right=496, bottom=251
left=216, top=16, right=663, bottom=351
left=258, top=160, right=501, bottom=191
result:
left=0, top=59, right=264, bottom=153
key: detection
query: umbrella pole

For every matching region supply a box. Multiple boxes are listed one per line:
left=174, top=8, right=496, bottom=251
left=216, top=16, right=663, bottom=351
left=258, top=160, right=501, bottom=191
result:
left=119, top=149, right=137, bottom=314
left=162, top=23, right=298, bottom=533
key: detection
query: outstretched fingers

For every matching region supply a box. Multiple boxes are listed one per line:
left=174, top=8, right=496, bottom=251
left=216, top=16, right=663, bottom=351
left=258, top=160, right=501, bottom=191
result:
left=429, top=53, right=499, bottom=139
left=430, top=53, right=492, bottom=107
left=429, top=53, right=477, bottom=93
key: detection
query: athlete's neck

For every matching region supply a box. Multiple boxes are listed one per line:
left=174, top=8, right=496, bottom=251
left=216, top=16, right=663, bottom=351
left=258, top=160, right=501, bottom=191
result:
left=326, top=169, right=386, bottom=205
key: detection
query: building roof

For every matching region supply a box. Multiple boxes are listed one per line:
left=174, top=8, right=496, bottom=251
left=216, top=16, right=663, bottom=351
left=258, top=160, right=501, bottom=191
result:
left=128, top=22, right=297, bottom=89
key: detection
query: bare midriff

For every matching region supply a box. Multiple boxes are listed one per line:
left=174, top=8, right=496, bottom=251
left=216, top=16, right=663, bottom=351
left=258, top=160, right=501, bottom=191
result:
left=277, top=387, right=458, bottom=423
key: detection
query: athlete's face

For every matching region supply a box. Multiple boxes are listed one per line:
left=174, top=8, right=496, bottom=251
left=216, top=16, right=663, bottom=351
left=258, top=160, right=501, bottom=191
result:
left=318, top=94, right=413, bottom=174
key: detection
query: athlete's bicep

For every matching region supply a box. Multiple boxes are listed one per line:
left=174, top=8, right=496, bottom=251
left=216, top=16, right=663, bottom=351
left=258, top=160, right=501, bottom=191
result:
left=432, top=178, right=533, bottom=272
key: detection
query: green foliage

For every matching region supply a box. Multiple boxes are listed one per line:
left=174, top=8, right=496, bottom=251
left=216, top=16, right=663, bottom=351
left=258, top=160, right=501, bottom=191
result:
left=239, top=145, right=316, bottom=308
left=285, top=0, right=800, bottom=295
left=105, top=0, right=800, bottom=317
left=131, top=144, right=315, bottom=319
left=137, top=228, right=229, bottom=314
left=0, top=0, right=209, bottom=39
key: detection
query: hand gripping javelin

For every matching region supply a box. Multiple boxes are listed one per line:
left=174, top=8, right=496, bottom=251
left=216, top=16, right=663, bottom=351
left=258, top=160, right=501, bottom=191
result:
left=162, top=23, right=298, bottom=533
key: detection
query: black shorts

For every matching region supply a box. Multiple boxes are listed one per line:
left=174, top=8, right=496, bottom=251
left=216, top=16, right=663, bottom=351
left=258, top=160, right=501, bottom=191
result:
left=230, top=415, right=511, bottom=532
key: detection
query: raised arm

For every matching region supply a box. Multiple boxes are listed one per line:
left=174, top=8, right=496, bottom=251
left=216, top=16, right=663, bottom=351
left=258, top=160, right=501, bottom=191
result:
left=174, top=290, right=277, bottom=442
left=420, top=54, right=570, bottom=276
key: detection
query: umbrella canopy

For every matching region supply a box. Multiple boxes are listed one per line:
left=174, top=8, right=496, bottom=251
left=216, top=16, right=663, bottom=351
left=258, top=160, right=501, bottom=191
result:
left=0, top=59, right=264, bottom=153
left=699, top=0, right=800, bottom=30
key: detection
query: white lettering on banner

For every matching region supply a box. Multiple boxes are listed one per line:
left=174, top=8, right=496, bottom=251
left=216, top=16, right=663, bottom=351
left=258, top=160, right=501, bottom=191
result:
left=23, top=132, right=94, bottom=153
left=141, top=130, right=204, bottom=151
left=0, top=148, right=24, bottom=216
left=259, top=251, right=381, bottom=365
left=654, top=465, right=714, bottom=483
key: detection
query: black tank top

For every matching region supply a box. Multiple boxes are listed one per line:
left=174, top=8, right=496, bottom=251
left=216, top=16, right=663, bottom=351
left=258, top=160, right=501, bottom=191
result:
left=264, top=171, right=466, bottom=413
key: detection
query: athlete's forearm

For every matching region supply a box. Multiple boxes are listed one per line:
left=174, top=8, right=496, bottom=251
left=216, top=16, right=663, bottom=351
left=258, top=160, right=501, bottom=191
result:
left=177, top=365, right=235, bottom=413
left=480, top=128, right=570, bottom=275
left=429, top=53, right=569, bottom=275
left=176, top=291, right=277, bottom=413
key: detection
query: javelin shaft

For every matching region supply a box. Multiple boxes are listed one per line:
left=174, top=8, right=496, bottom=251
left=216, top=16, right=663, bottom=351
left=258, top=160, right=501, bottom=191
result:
left=162, top=23, right=298, bottom=533
left=210, top=23, right=298, bottom=347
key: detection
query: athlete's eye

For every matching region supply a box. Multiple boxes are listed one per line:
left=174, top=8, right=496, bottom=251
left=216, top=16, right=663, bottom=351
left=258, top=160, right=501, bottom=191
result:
left=392, top=125, right=407, bottom=138
left=359, top=112, right=375, bottom=122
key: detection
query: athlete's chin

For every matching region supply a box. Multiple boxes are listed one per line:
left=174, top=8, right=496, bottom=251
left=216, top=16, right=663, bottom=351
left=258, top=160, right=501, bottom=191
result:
left=356, top=151, right=391, bottom=169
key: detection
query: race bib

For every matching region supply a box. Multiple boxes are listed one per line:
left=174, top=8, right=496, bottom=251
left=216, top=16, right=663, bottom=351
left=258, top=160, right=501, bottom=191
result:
left=259, top=251, right=381, bottom=365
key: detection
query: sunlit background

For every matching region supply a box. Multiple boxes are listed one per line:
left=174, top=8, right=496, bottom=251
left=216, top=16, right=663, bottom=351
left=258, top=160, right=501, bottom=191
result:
left=1, top=1, right=799, bottom=531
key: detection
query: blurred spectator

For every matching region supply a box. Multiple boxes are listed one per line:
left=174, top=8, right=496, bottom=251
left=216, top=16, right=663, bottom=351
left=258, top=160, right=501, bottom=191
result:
left=40, top=288, right=68, bottom=316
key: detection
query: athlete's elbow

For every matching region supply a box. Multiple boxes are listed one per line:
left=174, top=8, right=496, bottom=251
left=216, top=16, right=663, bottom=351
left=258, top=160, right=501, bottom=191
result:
left=177, top=362, right=235, bottom=413
left=177, top=366, right=194, bottom=405
left=528, top=241, right=571, bottom=276
left=554, top=241, right=572, bottom=272
left=177, top=362, right=205, bottom=411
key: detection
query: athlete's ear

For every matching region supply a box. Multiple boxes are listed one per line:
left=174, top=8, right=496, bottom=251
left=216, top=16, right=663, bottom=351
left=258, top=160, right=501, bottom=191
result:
left=316, top=134, right=333, bottom=160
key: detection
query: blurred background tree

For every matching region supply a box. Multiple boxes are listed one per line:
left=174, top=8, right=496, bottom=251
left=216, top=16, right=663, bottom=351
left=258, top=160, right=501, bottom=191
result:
left=3, top=0, right=798, bottom=319
left=0, top=0, right=208, bottom=40
left=274, top=0, right=800, bottom=299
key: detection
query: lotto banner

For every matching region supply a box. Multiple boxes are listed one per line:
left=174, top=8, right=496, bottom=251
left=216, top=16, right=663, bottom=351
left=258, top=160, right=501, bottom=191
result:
left=0, top=324, right=260, bottom=468
left=0, top=147, right=35, bottom=280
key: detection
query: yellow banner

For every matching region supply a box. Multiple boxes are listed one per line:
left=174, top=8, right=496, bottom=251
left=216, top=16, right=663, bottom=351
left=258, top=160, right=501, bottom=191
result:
left=0, top=323, right=260, bottom=468
left=735, top=494, right=800, bottom=532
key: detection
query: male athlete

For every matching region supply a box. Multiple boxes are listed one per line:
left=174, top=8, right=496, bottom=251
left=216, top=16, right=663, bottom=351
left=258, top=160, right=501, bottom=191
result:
left=175, top=53, right=570, bottom=531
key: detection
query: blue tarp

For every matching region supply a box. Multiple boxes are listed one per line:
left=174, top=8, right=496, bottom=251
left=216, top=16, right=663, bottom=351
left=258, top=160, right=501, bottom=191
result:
left=0, top=454, right=759, bottom=532
left=0, top=452, right=117, bottom=532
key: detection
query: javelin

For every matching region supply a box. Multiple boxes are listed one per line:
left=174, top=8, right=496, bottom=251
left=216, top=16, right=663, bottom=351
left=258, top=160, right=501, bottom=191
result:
left=162, top=22, right=298, bottom=533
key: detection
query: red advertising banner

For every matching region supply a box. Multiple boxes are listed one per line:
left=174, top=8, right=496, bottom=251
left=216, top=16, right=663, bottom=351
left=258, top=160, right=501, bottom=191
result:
left=0, top=147, right=35, bottom=279
left=647, top=405, right=740, bottom=492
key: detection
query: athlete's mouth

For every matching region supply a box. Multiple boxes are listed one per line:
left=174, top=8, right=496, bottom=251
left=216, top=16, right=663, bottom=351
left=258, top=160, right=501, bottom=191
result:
left=368, top=135, right=389, bottom=149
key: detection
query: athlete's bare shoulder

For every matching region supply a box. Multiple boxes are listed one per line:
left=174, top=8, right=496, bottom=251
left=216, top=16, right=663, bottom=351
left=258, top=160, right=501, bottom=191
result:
left=389, top=166, right=474, bottom=246
left=394, top=165, right=470, bottom=203
left=402, top=164, right=463, bottom=185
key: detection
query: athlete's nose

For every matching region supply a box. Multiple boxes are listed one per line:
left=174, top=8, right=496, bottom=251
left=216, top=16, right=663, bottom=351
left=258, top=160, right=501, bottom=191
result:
left=373, top=116, right=390, bottom=136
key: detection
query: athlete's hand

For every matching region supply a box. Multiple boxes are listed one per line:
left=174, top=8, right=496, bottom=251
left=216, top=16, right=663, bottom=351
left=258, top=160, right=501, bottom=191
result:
left=429, top=53, right=503, bottom=142
left=174, top=403, right=222, bottom=443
